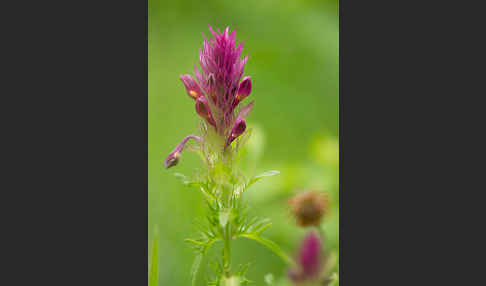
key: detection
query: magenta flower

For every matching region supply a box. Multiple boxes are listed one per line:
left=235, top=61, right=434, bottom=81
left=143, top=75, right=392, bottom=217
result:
left=186, top=26, right=252, bottom=135
left=288, top=231, right=323, bottom=283
left=166, top=26, right=254, bottom=168
left=164, top=135, right=201, bottom=169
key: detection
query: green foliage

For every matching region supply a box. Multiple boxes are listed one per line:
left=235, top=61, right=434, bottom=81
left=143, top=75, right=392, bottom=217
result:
left=183, top=164, right=292, bottom=285
left=190, top=254, right=203, bottom=286
left=149, top=230, right=159, bottom=286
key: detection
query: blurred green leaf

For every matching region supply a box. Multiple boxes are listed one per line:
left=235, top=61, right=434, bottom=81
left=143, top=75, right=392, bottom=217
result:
left=149, top=231, right=159, bottom=286
left=190, top=253, right=202, bottom=286
left=185, top=235, right=222, bottom=286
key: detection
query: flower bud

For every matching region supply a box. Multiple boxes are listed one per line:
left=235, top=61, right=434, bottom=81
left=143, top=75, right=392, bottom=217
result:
left=298, top=231, right=322, bottom=277
left=195, top=96, right=216, bottom=127
left=180, top=74, right=203, bottom=100
left=288, top=231, right=323, bottom=283
left=235, top=76, right=252, bottom=103
left=164, top=135, right=201, bottom=169
left=226, top=117, right=246, bottom=147
left=164, top=152, right=179, bottom=169
left=289, top=191, right=328, bottom=227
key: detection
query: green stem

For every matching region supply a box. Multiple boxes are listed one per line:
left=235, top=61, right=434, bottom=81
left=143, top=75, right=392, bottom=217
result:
left=222, top=220, right=231, bottom=277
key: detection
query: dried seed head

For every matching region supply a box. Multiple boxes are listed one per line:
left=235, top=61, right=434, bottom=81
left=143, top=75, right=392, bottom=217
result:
left=289, top=191, right=329, bottom=227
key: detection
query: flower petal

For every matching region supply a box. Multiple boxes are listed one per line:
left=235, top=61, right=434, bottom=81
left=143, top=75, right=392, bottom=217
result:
left=180, top=74, right=203, bottom=100
left=225, top=117, right=246, bottom=147
left=195, top=97, right=216, bottom=127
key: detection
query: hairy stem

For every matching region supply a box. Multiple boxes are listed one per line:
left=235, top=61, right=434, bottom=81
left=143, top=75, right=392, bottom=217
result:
left=222, top=220, right=232, bottom=277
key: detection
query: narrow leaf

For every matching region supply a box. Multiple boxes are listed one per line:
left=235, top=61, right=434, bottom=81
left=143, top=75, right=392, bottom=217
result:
left=149, top=231, right=159, bottom=286
left=247, top=170, right=280, bottom=187
left=190, top=253, right=203, bottom=286
left=238, top=234, right=294, bottom=266
left=254, top=222, right=272, bottom=235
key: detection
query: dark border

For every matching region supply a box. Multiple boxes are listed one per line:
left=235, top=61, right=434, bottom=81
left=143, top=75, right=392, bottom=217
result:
left=3, top=0, right=149, bottom=284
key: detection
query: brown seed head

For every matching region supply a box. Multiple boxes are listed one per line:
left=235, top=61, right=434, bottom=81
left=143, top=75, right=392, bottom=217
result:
left=289, top=190, right=329, bottom=227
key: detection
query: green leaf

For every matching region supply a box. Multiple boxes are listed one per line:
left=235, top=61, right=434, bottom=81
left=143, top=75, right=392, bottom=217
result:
left=254, top=221, right=272, bottom=235
left=190, top=253, right=203, bottom=286
left=174, top=173, right=217, bottom=203
left=149, top=231, right=159, bottom=286
left=237, top=234, right=294, bottom=267
left=185, top=237, right=221, bottom=253
left=247, top=170, right=280, bottom=188
left=185, top=236, right=222, bottom=286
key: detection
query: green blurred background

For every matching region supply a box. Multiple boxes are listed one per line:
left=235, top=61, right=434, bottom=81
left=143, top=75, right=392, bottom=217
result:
left=149, top=0, right=338, bottom=285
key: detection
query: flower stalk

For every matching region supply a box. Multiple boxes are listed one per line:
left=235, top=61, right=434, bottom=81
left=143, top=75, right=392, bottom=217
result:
left=223, top=221, right=232, bottom=277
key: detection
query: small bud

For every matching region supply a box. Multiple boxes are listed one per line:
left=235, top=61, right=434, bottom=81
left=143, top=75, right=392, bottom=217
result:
left=164, top=135, right=201, bottom=169
left=235, top=76, right=252, bottom=102
left=288, top=231, right=323, bottom=283
left=195, top=96, right=216, bottom=127
left=289, top=191, right=328, bottom=227
left=226, top=117, right=246, bottom=147
left=180, top=74, right=203, bottom=100
left=164, top=151, right=179, bottom=168
left=298, top=231, right=322, bottom=277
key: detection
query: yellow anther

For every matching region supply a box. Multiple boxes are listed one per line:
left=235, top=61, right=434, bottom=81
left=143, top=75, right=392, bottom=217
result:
left=189, top=90, right=198, bottom=97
